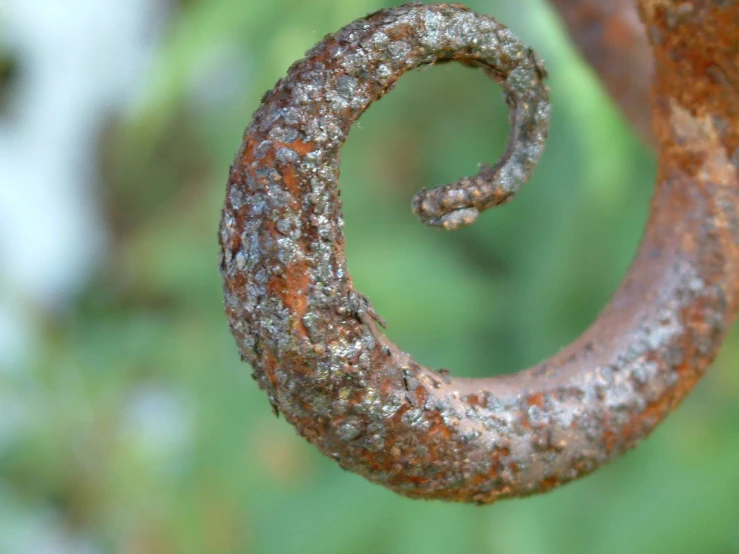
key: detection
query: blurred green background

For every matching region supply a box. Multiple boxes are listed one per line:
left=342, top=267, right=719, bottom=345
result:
left=2, top=0, right=739, bottom=552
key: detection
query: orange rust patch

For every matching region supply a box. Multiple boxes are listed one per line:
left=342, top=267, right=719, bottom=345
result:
left=240, top=137, right=262, bottom=166
left=427, top=412, right=452, bottom=441
left=281, top=164, right=301, bottom=197
left=414, top=385, right=427, bottom=406
left=288, top=140, right=315, bottom=156
left=282, top=351, right=314, bottom=377
left=539, top=477, right=560, bottom=492
left=602, top=430, right=617, bottom=454
left=229, top=229, right=242, bottom=253
left=227, top=273, right=247, bottom=296
left=526, top=392, right=545, bottom=408
left=262, top=349, right=279, bottom=388
left=652, top=4, right=739, bottom=154
left=466, top=394, right=483, bottom=407
left=268, top=259, right=311, bottom=340
left=380, top=378, right=396, bottom=399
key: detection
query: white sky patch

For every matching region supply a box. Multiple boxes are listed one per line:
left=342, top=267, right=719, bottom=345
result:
left=0, top=0, right=170, bottom=370
left=120, top=383, right=194, bottom=470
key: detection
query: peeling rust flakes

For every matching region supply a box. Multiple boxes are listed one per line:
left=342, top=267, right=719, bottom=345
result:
left=219, top=2, right=739, bottom=504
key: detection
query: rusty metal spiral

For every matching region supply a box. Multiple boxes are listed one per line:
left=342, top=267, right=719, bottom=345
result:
left=219, top=1, right=739, bottom=503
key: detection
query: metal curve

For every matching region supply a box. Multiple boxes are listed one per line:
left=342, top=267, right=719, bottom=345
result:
left=219, top=1, right=739, bottom=503
left=410, top=39, right=549, bottom=230
left=549, top=0, right=654, bottom=146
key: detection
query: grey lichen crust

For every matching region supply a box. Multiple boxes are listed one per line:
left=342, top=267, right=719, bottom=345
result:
left=218, top=3, right=737, bottom=503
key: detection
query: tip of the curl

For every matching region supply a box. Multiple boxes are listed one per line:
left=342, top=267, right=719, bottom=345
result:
left=414, top=206, right=480, bottom=231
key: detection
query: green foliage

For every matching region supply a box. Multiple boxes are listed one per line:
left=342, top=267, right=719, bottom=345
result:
left=4, top=0, right=739, bottom=552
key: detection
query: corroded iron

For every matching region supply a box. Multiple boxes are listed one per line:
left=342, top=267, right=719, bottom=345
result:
left=219, top=1, right=739, bottom=503
left=550, top=0, right=654, bottom=146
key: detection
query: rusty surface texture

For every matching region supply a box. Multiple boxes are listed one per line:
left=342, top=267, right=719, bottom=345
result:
left=219, top=2, right=739, bottom=503
left=549, top=0, right=655, bottom=146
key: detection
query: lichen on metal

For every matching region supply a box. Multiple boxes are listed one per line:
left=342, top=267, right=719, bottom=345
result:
left=219, top=1, right=739, bottom=503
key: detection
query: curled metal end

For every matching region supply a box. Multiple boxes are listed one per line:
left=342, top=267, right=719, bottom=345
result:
left=411, top=47, right=549, bottom=230
left=219, top=2, right=739, bottom=504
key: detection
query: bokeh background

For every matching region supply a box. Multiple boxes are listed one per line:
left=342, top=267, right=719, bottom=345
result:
left=1, top=0, right=738, bottom=552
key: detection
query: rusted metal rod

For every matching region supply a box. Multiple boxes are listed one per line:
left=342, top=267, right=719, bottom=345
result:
left=549, top=0, right=654, bottom=146
left=219, top=1, right=739, bottom=503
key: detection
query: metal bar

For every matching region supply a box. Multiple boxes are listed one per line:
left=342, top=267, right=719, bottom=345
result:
left=220, top=1, right=739, bottom=503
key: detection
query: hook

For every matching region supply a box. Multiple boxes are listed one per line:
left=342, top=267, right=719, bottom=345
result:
left=219, top=2, right=739, bottom=503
